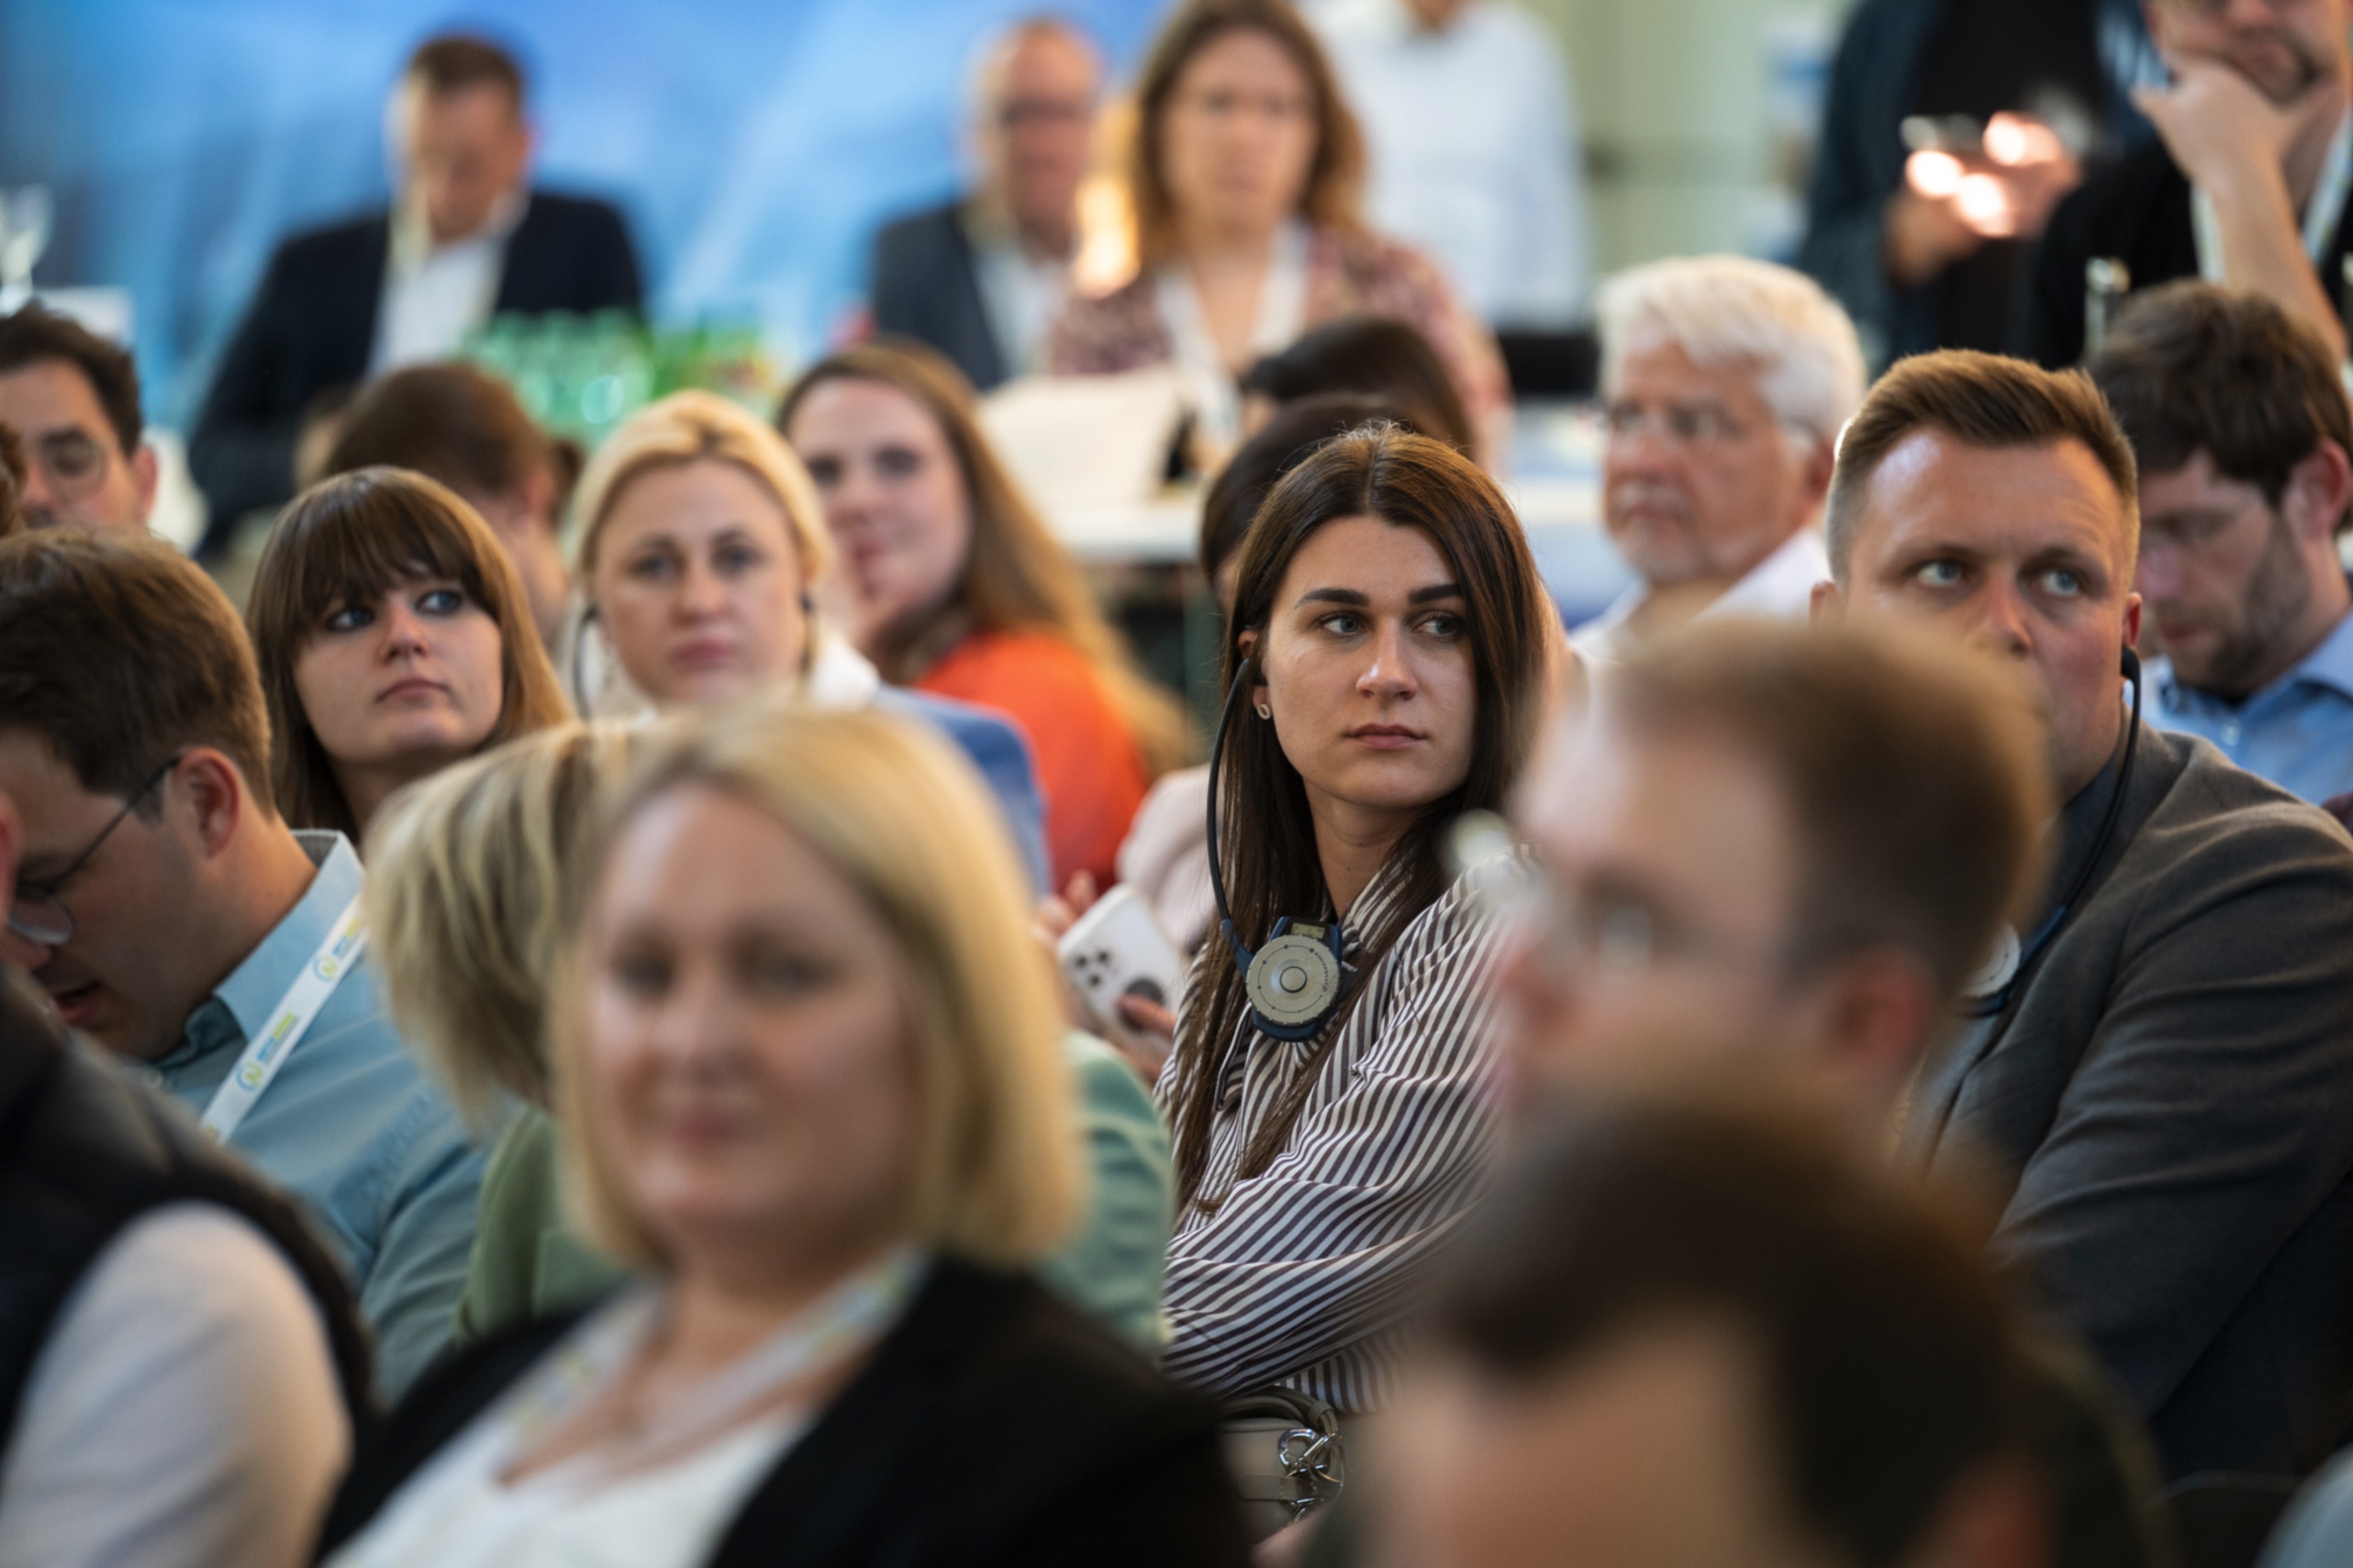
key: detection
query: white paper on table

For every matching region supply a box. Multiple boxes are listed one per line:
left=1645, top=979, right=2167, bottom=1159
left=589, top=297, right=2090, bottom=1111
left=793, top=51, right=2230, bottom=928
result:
left=980, top=367, right=1185, bottom=515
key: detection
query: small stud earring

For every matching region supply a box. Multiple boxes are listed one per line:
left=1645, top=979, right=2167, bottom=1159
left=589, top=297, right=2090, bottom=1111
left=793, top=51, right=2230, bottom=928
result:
left=1255, top=702, right=1273, bottom=719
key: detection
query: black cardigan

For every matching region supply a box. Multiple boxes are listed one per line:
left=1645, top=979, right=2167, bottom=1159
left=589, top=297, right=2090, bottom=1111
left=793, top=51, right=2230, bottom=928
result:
left=314, top=1256, right=1250, bottom=1567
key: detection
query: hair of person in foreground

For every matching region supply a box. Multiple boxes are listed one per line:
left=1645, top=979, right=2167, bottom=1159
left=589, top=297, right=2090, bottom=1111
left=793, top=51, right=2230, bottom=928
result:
left=364, top=721, right=634, bottom=1129
left=1395, top=1092, right=2041, bottom=1568
left=548, top=703, right=1082, bottom=1269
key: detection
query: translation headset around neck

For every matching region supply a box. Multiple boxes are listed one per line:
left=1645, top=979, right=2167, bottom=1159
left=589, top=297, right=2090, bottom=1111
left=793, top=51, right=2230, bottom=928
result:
left=1960, top=645, right=2143, bottom=1019
left=1205, top=656, right=1352, bottom=1040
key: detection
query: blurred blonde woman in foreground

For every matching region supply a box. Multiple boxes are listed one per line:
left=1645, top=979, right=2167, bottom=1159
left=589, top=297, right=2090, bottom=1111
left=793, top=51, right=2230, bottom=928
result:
left=365, top=715, right=1178, bottom=1353
left=327, top=709, right=1244, bottom=1567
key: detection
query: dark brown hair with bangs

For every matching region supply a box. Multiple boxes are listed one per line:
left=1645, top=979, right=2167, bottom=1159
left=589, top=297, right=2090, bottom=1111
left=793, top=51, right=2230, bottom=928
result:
left=247, top=466, right=571, bottom=837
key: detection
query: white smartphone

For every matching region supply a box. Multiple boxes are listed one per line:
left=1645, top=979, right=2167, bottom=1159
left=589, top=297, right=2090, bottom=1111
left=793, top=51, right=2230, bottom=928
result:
left=1058, top=885, right=1187, bottom=1037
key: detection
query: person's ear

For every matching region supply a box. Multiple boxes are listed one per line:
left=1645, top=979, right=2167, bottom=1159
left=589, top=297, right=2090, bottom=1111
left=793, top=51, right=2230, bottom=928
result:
left=1800, top=432, right=1837, bottom=510
left=1810, top=578, right=1844, bottom=623
left=515, top=464, right=559, bottom=536
left=172, top=749, right=250, bottom=862
left=1235, top=627, right=1266, bottom=704
left=2283, top=439, right=2352, bottom=548
left=1808, top=946, right=1940, bottom=1115
left=2123, top=589, right=2143, bottom=653
left=130, top=441, right=159, bottom=524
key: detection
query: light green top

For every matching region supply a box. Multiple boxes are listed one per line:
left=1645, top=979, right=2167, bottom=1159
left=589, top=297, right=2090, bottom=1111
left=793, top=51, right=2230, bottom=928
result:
left=452, top=1032, right=1175, bottom=1353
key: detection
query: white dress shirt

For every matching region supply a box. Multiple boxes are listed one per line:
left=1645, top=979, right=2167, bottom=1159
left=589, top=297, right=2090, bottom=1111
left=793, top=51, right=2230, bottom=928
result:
left=1573, top=526, right=1831, bottom=666
left=369, top=192, right=525, bottom=375
left=1309, top=0, right=1591, bottom=327
left=0, top=1203, right=350, bottom=1568
left=966, top=212, right=1074, bottom=378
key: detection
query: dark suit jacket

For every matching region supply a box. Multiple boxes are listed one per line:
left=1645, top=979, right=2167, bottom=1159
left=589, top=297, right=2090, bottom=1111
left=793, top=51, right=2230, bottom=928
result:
left=1901, top=723, right=2353, bottom=1479
left=314, top=1258, right=1250, bottom=1567
left=869, top=199, right=1010, bottom=392
left=2015, top=137, right=2353, bottom=366
left=190, top=189, right=643, bottom=546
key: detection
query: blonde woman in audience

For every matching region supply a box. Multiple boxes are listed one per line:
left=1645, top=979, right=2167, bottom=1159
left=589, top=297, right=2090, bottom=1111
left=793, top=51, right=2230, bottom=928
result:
left=318, top=709, right=1247, bottom=1567
left=568, top=390, right=1052, bottom=889
left=1047, top=0, right=1507, bottom=462
left=246, top=466, right=569, bottom=839
left=779, top=341, right=1188, bottom=888
left=368, top=717, right=1175, bottom=1350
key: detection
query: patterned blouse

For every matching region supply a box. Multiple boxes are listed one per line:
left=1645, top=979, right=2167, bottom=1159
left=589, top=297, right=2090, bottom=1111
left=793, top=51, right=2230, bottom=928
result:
left=1046, top=225, right=1511, bottom=457
left=1155, top=848, right=1521, bottom=1415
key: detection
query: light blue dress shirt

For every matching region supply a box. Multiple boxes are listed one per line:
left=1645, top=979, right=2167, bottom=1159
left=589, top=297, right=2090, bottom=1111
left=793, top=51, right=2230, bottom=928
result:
left=151, top=831, right=484, bottom=1399
left=2150, top=608, right=2353, bottom=806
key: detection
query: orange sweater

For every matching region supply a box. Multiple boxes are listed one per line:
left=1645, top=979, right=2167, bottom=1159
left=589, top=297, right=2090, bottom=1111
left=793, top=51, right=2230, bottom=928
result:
left=917, top=630, right=1151, bottom=890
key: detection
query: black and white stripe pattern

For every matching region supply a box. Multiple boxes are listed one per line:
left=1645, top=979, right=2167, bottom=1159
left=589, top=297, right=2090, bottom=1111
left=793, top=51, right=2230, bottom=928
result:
left=1158, top=851, right=1520, bottom=1414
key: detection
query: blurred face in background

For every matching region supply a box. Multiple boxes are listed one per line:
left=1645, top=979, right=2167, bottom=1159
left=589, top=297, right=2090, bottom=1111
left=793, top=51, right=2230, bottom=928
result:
left=0, top=359, right=154, bottom=532
left=292, top=575, right=506, bottom=823
left=1834, top=433, right=2138, bottom=802
left=2147, top=0, right=2349, bottom=106
left=1603, top=340, right=1831, bottom=593
left=576, top=783, right=921, bottom=1270
left=459, top=467, right=569, bottom=650
left=787, top=377, right=972, bottom=658
left=396, top=79, right=532, bottom=245
left=978, top=25, right=1100, bottom=249
left=1159, top=27, right=1320, bottom=245
left=591, top=458, right=809, bottom=707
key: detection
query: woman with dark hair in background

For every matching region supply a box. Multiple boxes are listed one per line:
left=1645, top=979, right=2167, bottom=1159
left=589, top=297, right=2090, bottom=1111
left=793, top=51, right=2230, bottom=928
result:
left=1237, top=315, right=1476, bottom=460
left=245, top=466, right=571, bottom=839
left=1047, top=0, right=1505, bottom=463
left=322, top=363, right=579, bottom=649
left=780, top=338, right=1188, bottom=888
left=1156, top=423, right=1549, bottom=1421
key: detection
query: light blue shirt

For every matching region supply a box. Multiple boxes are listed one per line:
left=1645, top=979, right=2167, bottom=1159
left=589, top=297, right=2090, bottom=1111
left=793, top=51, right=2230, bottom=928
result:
left=2150, top=608, right=2353, bottom=806
left=151, top=832, right=483, bottom=1399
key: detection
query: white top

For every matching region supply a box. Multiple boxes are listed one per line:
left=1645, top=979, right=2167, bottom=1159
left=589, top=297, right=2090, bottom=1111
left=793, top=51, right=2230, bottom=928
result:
left=1156, top=218, right=1311, bottom=456
left=1309, top=0, right=1590, bottom=327
left=970, top=220, right=1073, bottom=378
left=1573, top=526, right=1831, bottom=666
left=1116, top=763, right=1214, bottom=954
left=370, top=192, right=524, bottom=375
left=324, top=1408, right=797, bottom=1568
left=0, top=1203, right=350, bottom=1568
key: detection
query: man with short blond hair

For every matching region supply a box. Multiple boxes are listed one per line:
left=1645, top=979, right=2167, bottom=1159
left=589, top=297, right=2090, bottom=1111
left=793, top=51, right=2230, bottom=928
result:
left=1816, top=347, right=2353, bottom=1481
left=1576, top=255, right=1865, bottom=662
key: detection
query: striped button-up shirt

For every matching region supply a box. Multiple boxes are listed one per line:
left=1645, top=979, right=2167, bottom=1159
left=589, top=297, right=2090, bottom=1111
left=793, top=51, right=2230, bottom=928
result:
left=1158, top=850, right=1520, bottom=1414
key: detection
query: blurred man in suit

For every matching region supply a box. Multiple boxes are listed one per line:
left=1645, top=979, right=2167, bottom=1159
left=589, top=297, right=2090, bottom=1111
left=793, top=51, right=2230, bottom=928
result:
left=867, top=19, right=1100, bottom=390
left=190, top=34, right=642, bottom=550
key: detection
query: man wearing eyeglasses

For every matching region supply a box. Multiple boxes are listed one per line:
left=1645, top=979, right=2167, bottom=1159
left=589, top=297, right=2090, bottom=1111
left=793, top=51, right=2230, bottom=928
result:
left=2018, top=0, right=2353, bottom=366
left=0, top=304, right=156, bottom=535
left=1571, top=256, right=1865, bottom=664
left=0, top=528, right=484, bottom=1402
left=866, top=18, right=1101, bottom=390
left=1812, top=347, right=2353, bottom=1485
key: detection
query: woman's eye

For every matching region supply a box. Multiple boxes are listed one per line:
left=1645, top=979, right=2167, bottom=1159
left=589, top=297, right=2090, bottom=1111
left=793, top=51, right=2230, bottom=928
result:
left=1319, top=612, right=1365, bottom=636
left=714, top=542, right=765, bottom=576
left=803, top=456, right=842, bottom=487
left=626, top=552, right=676, bottom=583
left=745, top=949, right=828, bottom=996
left=416, top=587, right=465, bottom=615
left=322, top=602, right=373, bottom=633
left=1418, top=612, right=1465, bottom=640
left=1914, top=561, right=1965, bottom=589
left=875, top=447, right=923, bottom=480
left=608, top=951, right=670, bottom=998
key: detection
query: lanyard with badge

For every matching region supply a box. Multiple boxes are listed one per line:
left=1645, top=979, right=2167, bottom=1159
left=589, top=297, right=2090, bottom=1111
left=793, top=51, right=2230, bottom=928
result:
left=2191, top=110, right=2353, bottom=283
left=197, top=897, right=367, bottom=1143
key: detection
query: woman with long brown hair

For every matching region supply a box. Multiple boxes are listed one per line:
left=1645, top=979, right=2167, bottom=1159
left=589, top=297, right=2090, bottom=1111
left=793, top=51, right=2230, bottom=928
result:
left=1156, top=421, right=1548, bottom=1417
left=779, top=339, right=1188, bottom=888
left=1046, top=0, right=1505, bottom=464
left=246, top=466, right=571, bottom=839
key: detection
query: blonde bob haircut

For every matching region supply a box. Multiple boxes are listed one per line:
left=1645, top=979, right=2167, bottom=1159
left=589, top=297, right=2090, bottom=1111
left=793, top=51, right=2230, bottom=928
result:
left=552, top=704, right=1082, bottom=1270
left=364, top=722, right=634, bottom=1131
left=249, top=466, right=573, bottom=838
left=568, top=390, right=835, bottom=590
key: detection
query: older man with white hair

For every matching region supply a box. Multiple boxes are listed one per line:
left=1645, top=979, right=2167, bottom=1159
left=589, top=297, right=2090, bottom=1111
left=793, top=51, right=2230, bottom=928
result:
left=1576, top=255, right=1867, bottom=663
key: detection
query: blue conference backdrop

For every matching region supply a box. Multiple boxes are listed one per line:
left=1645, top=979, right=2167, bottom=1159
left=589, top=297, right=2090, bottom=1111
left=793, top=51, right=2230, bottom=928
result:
left=0, top=0, right=1165, bottom=431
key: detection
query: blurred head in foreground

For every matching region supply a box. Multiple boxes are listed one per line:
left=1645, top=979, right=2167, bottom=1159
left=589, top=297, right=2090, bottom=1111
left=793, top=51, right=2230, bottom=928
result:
left=1384, top=1095, right=2044, bottom=1568
left=1506, top=618, right=2048, bottom=1121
